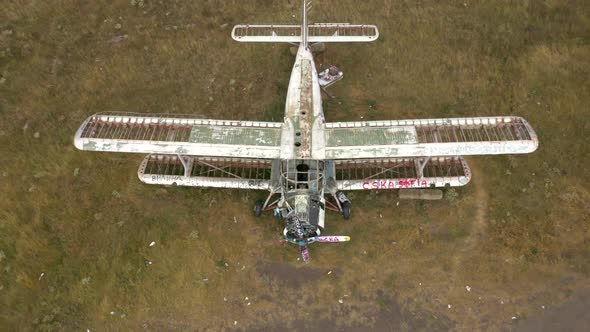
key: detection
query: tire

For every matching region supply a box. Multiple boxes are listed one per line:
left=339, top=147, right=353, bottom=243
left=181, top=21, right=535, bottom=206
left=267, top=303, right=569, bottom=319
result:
left=254, top=200, right=264, bottom=217
left=342, top=201, right=351, bottom=220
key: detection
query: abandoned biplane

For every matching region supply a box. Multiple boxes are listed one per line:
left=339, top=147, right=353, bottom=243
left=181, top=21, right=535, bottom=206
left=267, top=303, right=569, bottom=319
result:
left=74, top=1, right=538, bottom=262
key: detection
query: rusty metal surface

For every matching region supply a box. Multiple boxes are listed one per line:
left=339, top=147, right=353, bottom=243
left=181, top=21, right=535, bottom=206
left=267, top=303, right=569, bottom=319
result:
left=297, top=59, right=314, bottom=158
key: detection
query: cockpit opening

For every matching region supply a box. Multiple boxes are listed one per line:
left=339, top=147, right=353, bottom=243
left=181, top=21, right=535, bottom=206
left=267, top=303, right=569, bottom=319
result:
left=282, top=160, right=324, bottom=193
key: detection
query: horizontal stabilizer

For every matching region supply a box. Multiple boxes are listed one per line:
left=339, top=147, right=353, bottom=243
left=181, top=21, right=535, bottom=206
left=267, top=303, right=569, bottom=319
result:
left=74, top=113, right=283, bottom=159
left=320, top=116, right=538, bottom=159
left=137, top=154, right=274, bottom=190
left=232, top=23, right=378, bottom=43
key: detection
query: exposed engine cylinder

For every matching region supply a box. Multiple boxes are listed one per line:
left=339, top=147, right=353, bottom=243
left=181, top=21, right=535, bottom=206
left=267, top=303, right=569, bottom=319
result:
left=283, top=215, right=320, bottom=239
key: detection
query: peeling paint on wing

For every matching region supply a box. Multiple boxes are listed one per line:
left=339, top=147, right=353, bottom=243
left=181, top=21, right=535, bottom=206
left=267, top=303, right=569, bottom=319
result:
left=78, top=138, right=282, bottom=158
left=325, top=141, right=536, bottom=159
left=83, top=141, right=98, bottom=151
left=326, top=126, right=417, bottom=147
left=189, top=126, right=280, bottom=146
left=321, top=117, right=538, bottom=159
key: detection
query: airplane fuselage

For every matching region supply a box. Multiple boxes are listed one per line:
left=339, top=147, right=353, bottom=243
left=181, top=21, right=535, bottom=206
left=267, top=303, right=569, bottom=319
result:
left=279, top=45, right=329, bottom=240
left=281, top=44, right=325, bottom=160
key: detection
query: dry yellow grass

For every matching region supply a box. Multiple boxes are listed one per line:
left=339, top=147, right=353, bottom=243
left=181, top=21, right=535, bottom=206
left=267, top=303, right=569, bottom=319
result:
left=1, top=1, right=590, bottom=330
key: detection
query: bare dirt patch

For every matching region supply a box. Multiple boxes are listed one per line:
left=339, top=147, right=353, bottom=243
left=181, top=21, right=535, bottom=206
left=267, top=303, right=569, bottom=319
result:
left=516, top=289, right=590, bottom=332
left=257, top=261, right=331, bottom=288
left=458, top=159, right=489, bottom=255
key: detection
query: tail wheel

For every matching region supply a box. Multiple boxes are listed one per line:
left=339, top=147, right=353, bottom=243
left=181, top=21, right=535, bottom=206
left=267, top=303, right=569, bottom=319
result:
left=342, top=201, right=351, bottom=220
left=254, top=200, right=264, bottom=217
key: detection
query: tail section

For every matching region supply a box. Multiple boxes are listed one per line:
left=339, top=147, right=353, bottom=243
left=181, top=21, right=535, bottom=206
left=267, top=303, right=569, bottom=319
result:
left=232, top=1, right=378, bottom=44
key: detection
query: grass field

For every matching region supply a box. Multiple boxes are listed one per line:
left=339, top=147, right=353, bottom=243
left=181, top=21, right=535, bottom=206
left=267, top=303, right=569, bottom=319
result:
left=1, top=1, right=590, bottom=331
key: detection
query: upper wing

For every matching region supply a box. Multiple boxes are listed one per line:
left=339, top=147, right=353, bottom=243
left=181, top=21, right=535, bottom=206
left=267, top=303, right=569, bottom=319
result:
left=74, top=113, right=283, bottom=159
left=319, top=116, right=538, bottom=159
left=232, top=23, right=379, bottom=43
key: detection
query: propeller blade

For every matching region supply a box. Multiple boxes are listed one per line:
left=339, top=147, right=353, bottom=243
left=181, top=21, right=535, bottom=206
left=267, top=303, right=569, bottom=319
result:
left=300, top=244, right=310, bottom=263
left=277, top=236, right=350, bottom=244
left=315, top=236, right=351, bottom=243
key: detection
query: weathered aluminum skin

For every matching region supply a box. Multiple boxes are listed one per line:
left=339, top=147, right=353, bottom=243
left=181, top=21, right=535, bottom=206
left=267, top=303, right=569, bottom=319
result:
left=326, top=126, right=418, bottom=146
left=320, top=116, right=538, bottom=159
left=280, top=45, right=325, bottom=160
left=188, top=126, right=280, bottom=146
left=74, top=114, right=283, bottom=159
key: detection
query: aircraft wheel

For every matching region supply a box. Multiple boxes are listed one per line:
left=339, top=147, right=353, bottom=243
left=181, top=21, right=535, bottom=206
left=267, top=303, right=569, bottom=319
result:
left=254, top=200, right=264, bottom=217
left=342, top=201, right=351, bottom=220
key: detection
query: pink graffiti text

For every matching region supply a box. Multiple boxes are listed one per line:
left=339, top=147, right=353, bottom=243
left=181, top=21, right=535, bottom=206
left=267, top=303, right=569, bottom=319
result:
left=362, top=179, right=430, bottom=190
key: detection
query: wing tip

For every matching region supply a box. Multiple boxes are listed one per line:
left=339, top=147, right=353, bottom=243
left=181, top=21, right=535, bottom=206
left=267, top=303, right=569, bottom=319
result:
left=528, top=138, right=540, bottom=154
left=73, top=136, right=84, bottom=150
left=73, top=116, right=93, bottom=151
left=515, top=116, right=539, bottom=154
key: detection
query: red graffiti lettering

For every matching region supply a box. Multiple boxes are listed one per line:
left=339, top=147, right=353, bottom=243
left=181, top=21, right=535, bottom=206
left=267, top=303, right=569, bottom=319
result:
left=362, top=179, right=432, bottom=190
